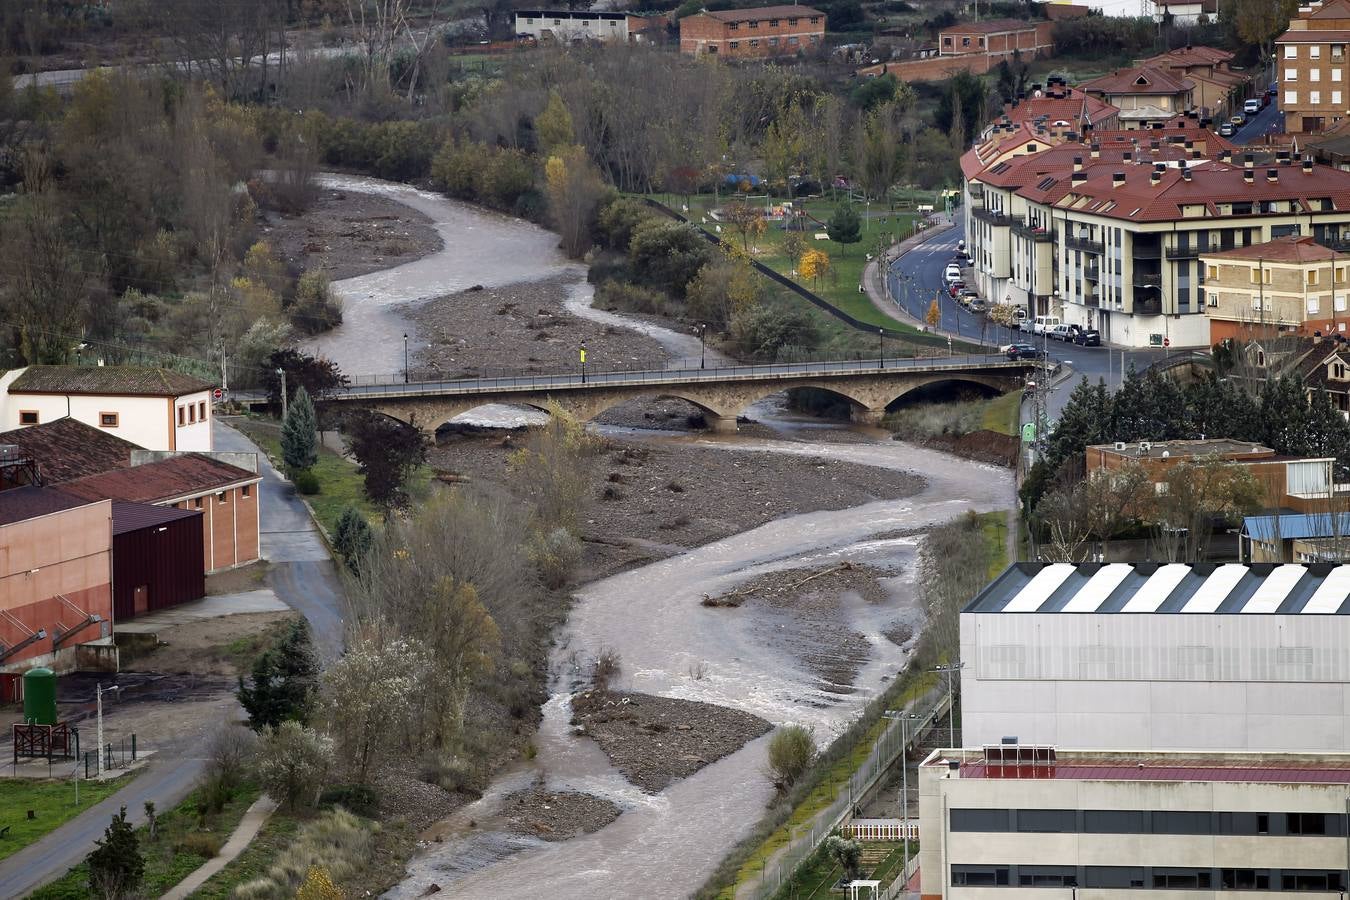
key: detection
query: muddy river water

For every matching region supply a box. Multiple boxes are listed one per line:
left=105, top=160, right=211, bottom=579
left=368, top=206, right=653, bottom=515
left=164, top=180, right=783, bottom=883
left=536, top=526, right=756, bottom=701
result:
left=311, top=176, right=1012, bottom=898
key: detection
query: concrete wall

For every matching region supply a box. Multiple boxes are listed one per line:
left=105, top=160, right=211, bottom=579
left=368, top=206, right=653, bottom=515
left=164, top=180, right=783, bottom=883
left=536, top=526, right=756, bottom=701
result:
left=0, top=381, right=213, bottom=451
left=961, top=611, right=1350, bottom=751
left=514, top=12, right=628, bottom=43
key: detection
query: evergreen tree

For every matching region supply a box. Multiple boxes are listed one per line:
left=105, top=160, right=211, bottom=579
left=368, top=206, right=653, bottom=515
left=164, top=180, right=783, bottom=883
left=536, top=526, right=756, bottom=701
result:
left=1111, top=365, right=1149, bottom=441
left=826, top=203, right=862, bottom=254
left=237, top=620, right=318, bottom=730
left=1304, top=388, right=1350, bottom=466
left=281, top=386, right=319, bottom=475
left=333, top=505, right=374, bottom=576
left=87, top=806, right=143, bottom=900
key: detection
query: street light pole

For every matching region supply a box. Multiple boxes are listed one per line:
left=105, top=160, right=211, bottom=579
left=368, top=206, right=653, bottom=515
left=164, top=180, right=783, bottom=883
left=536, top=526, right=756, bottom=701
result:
left=879, top=327, right=885, bottom=368
left=698, top=324, right=707, bottom=369
left=580, top=342, right=588, bottom=384
left=934, top=663, right=965, bottom=747
left=276, top=368, right=288, bottom=421
left=403, top=332, right=410, bottom=384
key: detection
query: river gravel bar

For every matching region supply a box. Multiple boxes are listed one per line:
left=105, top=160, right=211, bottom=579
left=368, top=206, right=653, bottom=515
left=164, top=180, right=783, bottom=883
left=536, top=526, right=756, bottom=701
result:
left=498, top=788, right=622, bottom=841
left=407, top=277, right=670, bottom=377
left=570, top=690, right=772, bottom=793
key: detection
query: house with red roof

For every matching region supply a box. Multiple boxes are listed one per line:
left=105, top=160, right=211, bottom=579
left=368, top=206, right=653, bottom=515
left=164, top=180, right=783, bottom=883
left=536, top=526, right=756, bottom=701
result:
left=1276, top=0, right=1350, bottom=134
left=1200, top=235, right=1350, bottom=344
left=1080, top=65, right=1196, bottom=130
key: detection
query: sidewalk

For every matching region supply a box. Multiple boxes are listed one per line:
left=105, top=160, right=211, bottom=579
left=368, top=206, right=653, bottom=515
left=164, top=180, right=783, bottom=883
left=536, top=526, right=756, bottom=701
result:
left=160, top=794, right=277, bottom=900
left=859, top=216, right=972, bottom=344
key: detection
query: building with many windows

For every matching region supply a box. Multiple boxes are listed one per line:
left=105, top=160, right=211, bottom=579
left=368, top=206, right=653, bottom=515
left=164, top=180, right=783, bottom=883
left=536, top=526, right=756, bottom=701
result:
left=679, top=5, right=823, bottom=57
left=1276, top=0, right=1350, bottom=134
left=513, top=10, right=668, bottom=44
left=918, top=743, right=1350, bottom=898
left=1201, top=235, right=1350, bottom=342
left=937, top=19, right=1055, bottom=62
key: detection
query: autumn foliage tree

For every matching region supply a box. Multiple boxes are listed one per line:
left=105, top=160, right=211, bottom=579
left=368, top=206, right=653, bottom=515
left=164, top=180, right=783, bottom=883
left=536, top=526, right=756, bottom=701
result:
left=799, top=248, right=831, bottom=287
left=723, top=201, right=766, bottom=253
left=925, top=297, right=941, bottom=330
left=544, top=144, right=605, bottom=259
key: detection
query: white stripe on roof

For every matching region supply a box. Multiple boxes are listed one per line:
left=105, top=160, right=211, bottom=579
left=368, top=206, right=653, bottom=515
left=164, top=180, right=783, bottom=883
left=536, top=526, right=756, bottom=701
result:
left=1120, top=564, right=1190, bottom=612
left=1003, top=563, right=1077, bottom=612
left=1181, top=564, right=1249, bottom=613
left=1303, top=566, right=1350, bottom=613
left=1062, top=564, right=1133, bottom=612
left=1240, top=565, right=1307, bottom=614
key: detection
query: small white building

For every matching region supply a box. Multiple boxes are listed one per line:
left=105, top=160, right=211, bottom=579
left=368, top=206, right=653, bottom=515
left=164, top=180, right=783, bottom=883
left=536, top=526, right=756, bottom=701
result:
left=0, top=365, right=215, bottom=452
left=961, top=562, right=1350, bottom=752
left=919, top=743, right=1350, bottom=898
left=514, top=10, right=631, bottom=43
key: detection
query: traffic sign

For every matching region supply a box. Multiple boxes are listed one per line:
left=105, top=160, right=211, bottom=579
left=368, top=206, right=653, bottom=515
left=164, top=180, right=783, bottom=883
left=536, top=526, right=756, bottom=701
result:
left=1163, top=337, right=1170, bottom=348
left=212, top=388, right=225, bottom=400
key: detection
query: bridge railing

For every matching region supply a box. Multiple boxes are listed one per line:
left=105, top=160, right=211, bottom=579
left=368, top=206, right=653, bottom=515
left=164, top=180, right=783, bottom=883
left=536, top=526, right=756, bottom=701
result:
left=329, top=354, right=1030, bottom=399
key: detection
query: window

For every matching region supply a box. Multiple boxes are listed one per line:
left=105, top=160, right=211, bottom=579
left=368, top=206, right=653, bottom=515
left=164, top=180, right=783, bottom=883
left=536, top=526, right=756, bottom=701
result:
left=1313, top=90, right=1322, bottom=105
left=1312, top=68, right=1322, bottom=82
left=1312, top=45, right=1322, bottom=59
left=18, top=411, right=38, bottom=426
left=188, top=404, right=196, bottom=424
left=950, top=809, right=1011, bottom=832
left=768, top=36, right=778, bottom=45
left=1019, top=867, right=1077, bottom=887
left=1083, top=809, right=1145, bottom=833
left=526, top=17, right=534, bottom=24
left=216, top=491, right=227, bottom=503
left=1207, top=264, right=1218, bottom=280
left=1310, top=295, right=1322, bottom=314
left=242, top=485, right=252, bottom=499
left=1221, top=870, right=1271, bottom=889
left=1337, top=293, right=1348, bottom=310
left=1310, top=268, right=1321, bottom=285
left=749, top=38, right=759, bottom=46
left=1084, top=867, right=1146, bottom=889
left=1335, top=362, right=1347, bottom=379
left=1283, top=871, right=1347, bottom=891
left=788, top=17, right=798, bottom=24
left=194, top=497, right=204, bottom=509
left=951, top=866, right=1010, bottom=886
left=1337, top=68, right=1345, bottom=82
left=962, top=36, right=971, bottom=47
left=809, top=15, right=820, bottom=23
left=1287, top=89, right=1299, bottom=106
left=1154, top=869, right=1212, bottom=889
left=729, top=40, right=739, bottom=48
left=788, top=35, right=799, bottom=44
left=1288, top=812, right=1329, bottom=835
left=1336, top=91, right=1344, bottom=105
left=942, top=36, right=952, bottom=46
left=1336, top=44, right=1346, bottom=60
left=1016, top=809, right=1076, bottom=833
left=728, top=21, right=738, bottom=29
left=199, top=401, right=207, bottom=421
left=769, top=18, right=778, bottom=25
left=1286, top=44, right=1298, bottom=59
left=748, top=19, right=758, bottom=27
left=178, top=405, right=186, bottom=426
left=99, top=412, right=119, bottom=428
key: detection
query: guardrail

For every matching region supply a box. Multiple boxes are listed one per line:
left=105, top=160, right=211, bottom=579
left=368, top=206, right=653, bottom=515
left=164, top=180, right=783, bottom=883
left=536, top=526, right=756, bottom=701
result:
left=746, top=685, right=949, bottom=900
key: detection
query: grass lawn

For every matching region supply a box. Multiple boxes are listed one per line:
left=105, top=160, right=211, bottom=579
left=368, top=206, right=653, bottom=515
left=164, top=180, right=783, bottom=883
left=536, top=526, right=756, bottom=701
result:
left=192, top=809, right=302, bottom=899
left=235, top=417, right=433, bottom=536
left=980, top=389, right=1023, bottom=437
left=0, top=777, right=129, bottom=863
left=30, top=782, right=262, bottom=900
left=778, top=840, right=916, bottom=900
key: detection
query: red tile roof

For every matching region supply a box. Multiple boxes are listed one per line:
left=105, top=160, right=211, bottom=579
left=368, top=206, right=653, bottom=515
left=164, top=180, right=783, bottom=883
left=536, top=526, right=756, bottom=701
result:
left=1310, top=0, right=1350, bottom=19
left=8, top=365, right=213, bottom=397
left=699, top=5, right=822, bottom=21
left=58, top=454, right=260, bottom=505
left=0, top=418, right=135, bottom=483
left=1081, top=65, right=1194, bottom=96
left=1278, top=29, right=1350, bottom=42
left=1201, top=235, right=1343, bottom=263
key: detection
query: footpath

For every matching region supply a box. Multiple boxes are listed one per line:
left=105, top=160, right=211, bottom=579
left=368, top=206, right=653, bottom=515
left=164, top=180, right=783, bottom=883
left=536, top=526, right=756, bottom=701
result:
left=859, top=214, right=961, bottom=341
left=161, top=795, right=277, bottom=900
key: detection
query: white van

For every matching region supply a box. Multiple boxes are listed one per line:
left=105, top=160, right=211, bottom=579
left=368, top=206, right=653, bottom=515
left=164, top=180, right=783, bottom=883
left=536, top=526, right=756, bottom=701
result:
left=1031, top=315, right=1061, bottom=335
left=943, top=263, right=962, bottom=284
left=1243, top=98, right=1262, bottom=115
left=1050, top=323, right=1074, bottom=341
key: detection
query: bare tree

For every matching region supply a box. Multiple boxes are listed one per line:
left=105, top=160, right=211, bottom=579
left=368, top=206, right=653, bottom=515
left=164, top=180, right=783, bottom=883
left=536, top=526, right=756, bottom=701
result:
left=1150, top=457, right=1264, bottom=562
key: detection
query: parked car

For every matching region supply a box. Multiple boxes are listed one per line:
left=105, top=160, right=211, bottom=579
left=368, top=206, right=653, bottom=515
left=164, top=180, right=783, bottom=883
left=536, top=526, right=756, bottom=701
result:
left=1244, top=98, right=1262, bottom=115
left=968, top=298, right=988, bottom=313
left=1218, top=122, right=1235, bottom=137
left=943, top=263, right=962, bottom=284
left=1231, top=112, right=1246, bottom=126
left=1030, top=315, right=1061, bottom=336
left=1269, top=82, right=1279, bottom=97
left=1072, top=327, right=1102, bottom=346
left=1006, top=343, right=1047, bottom=360
left=1049, top=323, right=1074, bottom=341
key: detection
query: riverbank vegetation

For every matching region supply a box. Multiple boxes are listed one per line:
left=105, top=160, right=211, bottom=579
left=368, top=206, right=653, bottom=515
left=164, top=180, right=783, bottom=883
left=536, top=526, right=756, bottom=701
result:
left=884, top=388, right=1022, bottom=467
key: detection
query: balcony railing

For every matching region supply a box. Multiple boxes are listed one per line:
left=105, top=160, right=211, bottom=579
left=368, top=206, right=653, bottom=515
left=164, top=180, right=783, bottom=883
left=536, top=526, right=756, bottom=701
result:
left=972, top=207, right=1011, bottom=226
left=1165, top=244, right=1217, bottom=260
left=1084, top=264, right=1100, bottom=281
left=1012, top=220, right=1054, bottom=242
left=1134, top=296, right=1163, bottom=316
left=1066, top=235, right=1104, bottom=254
left=1085, top=292, right=1101, bottom=308
left=1133, top=244, right=1163, bottom=260
left=1135, top=272, right=1163, bottom=288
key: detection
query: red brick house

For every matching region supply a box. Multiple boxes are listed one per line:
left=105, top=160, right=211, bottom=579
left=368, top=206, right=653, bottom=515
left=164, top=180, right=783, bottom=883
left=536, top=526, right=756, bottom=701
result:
left=680, top=5, right=824, bottom=58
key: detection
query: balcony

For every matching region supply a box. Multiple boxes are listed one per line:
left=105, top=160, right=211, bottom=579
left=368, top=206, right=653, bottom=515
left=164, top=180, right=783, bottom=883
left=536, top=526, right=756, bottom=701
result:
left=1066, top=234, right=1104, bottom=254
left=1165, top=244, right=1217, bottom=260
left=1083, top=264, right=1100, bottom=282
left=1085, top=292, right=1101, bottom=308
left=1012, top=220, right=1054, bottom=242
left=968, top=183, right=985, bottom=199
left=1134, top=296, right=1163, bottom=316
left=1133, top=244, right=1163, bottom=260
left=1135, top=272, right=1163, bottom=288
left=972, top=207, right=1011, bottom=226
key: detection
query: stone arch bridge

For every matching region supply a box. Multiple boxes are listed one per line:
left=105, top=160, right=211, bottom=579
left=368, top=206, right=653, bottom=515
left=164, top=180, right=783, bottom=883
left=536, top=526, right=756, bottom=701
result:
left=294, top=356, right=1034, bottom=433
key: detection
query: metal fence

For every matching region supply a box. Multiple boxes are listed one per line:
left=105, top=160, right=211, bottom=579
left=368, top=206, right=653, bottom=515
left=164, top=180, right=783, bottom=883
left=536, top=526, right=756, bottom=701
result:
left=746, top=685, right=949, bottom=900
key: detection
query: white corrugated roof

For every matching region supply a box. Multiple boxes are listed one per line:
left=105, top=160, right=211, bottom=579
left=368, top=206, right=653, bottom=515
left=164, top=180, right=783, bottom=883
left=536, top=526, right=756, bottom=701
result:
left=1120, top=564, right=1190, bottom=613
left=1303, top=566, right=1350, bottom=613
left=1062, top=563, right=1133, bottom=612
left=1180, top=565, right=1248, bottom=613
left=1002, top=563, right=1076, bottom=612
left=1241, top=565, right=1308, bottom=614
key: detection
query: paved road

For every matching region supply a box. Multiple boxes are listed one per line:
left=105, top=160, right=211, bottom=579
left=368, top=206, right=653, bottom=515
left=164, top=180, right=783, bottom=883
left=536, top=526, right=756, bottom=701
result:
left=214, top=421, right=345, bottom=662
left=1229, top=91, right=1282, bottom=147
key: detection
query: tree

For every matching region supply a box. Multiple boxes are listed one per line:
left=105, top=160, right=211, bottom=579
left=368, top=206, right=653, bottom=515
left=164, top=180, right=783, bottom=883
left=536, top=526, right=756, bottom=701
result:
left=826, top=834, right=864, bottom=884
left=265, top=349, right=348, bottom=408
left=723, top=201, right=766, bottom=253
left=1149, top=457, right=1264, bottom=562
left=686, top=259, right=763, bottom=331
left=767, top=725, right=815, bottom=789
left=87, top=807, right=143, bottom=900
left=926, top=298, right=941, bottom=330
left=257, top=721, right=332, bottom=812
left=508, top=403, right=600, bottom=536
left=1, top=180, right=90, bottom=364
left=343, top=411, right=429, bottom=509
left=628, top=220, right=715, bottom=297
left=237, top=619, right=319, bottom=730
left=282, top=386, right=319, bottom=477
left=534, top=90, right=575, bottom=157
left=799, top=248, right=831, bottom=288
left=334, top=506, right=374, bottom=576
left=826, top=204, right=862, bottom=255
left=782, top=229, right=807, bottom=274
left=324, top=629, right=433, bottom=785
left=1232, top=0, right=1300, bottom=61
left=290, top=270, right=342, bottom=336
left=544, top=145, right=605, bottom=259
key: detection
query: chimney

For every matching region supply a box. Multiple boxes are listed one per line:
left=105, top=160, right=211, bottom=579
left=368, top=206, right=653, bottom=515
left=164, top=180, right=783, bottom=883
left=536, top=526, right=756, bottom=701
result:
left=1244, top=152, right=1254, bottom=169
left=1150, top=168, right=1162, bottom=185
left=1277, top=150, right=1291, bottom=164
left=1112, top=171, right=1127, bottom=188
left=1243, top=168, right=1255, bottom=184
left=1184, top=140, right=1194, bottom=150
left=1124, top=151, right=1133, bottom=163
left=1090, top=143, right=1101, bottom=159
left=1192, top=149, right=1202, bottom=159
left=1219, top=149, right=1231, bottom=163
left=1267, top=168, right=1280, bottom=183
left=1073, top=156, right=1083, bottom=172
left=1072, top=172, right=1088, bottom=183
left=1182, top=168, right=1193, bottom=182
left=1304, top=158, right=1315, bottom=174
left=1150, top=139, right=1161, bottom=150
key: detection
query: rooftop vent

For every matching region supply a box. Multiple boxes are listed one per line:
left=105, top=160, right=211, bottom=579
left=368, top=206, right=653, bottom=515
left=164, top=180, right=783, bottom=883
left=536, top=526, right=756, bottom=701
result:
left=1268, top=168, right=1280, bottom=183
left=1073, top=155, right=1083, bottom=172
left=1244, top=152, right=1255, bottom=169
left=1304, top=158, right=1315, bottom=173
left=1112, top=171, right=1127, bottom=187
left=1244, top=168, right=1255, bottom=183
left=1090, top=143, right=1101, bottom=159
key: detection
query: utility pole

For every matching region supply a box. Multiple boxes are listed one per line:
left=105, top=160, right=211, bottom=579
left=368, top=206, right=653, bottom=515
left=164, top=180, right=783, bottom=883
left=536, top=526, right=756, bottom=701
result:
left=95, top=684, right=104, bottom=777
left=277, top=368, right=288, bottom=421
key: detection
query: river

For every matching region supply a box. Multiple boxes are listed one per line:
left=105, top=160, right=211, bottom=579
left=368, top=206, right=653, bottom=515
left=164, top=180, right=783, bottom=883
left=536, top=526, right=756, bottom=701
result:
left=307, top=175, right=1012, bottom=898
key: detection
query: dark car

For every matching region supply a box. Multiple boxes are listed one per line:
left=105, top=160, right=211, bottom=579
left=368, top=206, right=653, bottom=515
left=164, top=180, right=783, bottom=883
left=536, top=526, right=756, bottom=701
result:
left=1006, top=343, right=1047, bottom=360
left=1072, top=327, right=1102, bottom=346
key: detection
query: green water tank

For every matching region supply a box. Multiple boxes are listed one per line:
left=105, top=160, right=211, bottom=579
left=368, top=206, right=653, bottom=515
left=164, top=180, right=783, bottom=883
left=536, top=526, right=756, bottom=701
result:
left=23, top=668, right=57, bottom=726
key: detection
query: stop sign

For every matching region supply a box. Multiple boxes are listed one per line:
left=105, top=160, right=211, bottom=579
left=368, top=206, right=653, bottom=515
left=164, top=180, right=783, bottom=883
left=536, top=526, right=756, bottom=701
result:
left=212, top=388, right=225, bottom=400
left=1163, top=337, right=1171, bottom=348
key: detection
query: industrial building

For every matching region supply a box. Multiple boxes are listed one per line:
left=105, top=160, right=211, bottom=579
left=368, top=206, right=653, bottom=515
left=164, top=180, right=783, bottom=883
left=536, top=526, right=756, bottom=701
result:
left=961, top=562, right=1350, bottom=752
left=918, top=744, right=1350, bottom=898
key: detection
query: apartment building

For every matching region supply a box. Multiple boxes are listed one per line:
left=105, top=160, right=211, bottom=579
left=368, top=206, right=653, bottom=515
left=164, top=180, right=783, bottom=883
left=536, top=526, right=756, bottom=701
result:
left=919, top=744, right=1350, bottom=898
left=1080, top=65, right=1196, bottom=129
left=1139, top=45, right=1248, bottom=116
left=679, top=6, right=824, bottom=58
left=1200, top=235, right=1350, bottom=342
left=1276, top=0, right=1350, bottom=134
left=937, top=18, right=1055, bottom=62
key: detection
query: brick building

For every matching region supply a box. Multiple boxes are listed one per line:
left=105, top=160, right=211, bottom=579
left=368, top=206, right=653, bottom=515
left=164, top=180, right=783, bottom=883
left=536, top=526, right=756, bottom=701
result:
left=937, top=18, right=1055, bottom=62
left=1276, top=0, right=1350, bottom=134
left=679, top=5, right=824, bottom=58
left=1200, top=235, right=1350, bottom=343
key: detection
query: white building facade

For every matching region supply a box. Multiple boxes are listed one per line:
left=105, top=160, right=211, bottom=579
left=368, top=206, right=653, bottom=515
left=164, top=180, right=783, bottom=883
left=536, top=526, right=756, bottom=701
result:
left=919, top=744, right=1350, bottom=898
left=961, top=562, right=1350, bottom=752
left=0, top=366, right=215, bottom=452
left=514, top=10, right=630, bottom=43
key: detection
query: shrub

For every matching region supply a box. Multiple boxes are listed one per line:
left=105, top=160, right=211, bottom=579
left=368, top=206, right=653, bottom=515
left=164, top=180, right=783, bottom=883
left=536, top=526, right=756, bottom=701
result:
left=419, top=753, right=481, bottom=794
left=290, top=270, right=342, bottom=335
left=333, top=506, right=374, bottom=575
left=257, top=721, right=333, bottom=812
left=318, top=784, right=380, bottom=818
left=628, top=220, right=714, bottom=297
left=767, top=724, right=815, bottom=789
left=596, top=196, right=658, bottom=251
left=195, top=773, right=235, bottom=819
left=592, top=648, right=621, bottom=693
left=87, top=807, right=143, bottom=900
left=528, top=526, right=582, bottom=590
left=293, top=470, right=321, bottom=495
left=233, top=808, right=374, bottom=899
left=593, top=279, right=673, bottom=317
left=175, top=831, right=224, bottom=860
left=207, top=724, right=258, bottom=792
